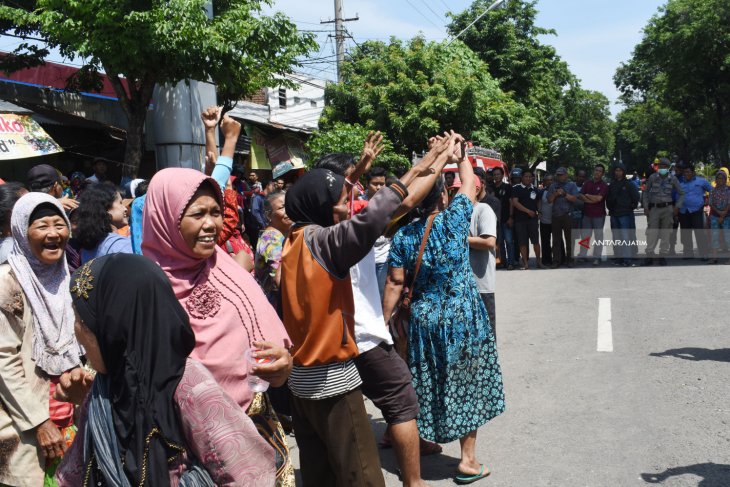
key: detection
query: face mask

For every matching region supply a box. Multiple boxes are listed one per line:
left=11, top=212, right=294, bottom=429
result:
left=658, top=168, right=669, bottom=176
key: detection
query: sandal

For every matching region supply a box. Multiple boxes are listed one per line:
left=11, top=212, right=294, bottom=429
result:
left=455, top=465, right=491, bottom=484
left=419, top=439, right=442, bottom=456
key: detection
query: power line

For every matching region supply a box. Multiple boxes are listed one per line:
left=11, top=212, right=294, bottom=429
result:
left=404, top=0, right=443, bottom=29
left=417, top=0, right=447, bottom=24
left=435, top=0, right=451, bottom=13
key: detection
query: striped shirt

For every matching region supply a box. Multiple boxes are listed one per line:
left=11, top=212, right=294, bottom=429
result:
left=288, top=360, right=362, bottom=400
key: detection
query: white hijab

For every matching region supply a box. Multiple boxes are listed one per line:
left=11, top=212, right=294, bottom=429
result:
left=7, top=192, right=82, bottom=375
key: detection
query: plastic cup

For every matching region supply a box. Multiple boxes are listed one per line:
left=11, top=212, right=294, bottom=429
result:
left=244, top=348, right=273, bottom=393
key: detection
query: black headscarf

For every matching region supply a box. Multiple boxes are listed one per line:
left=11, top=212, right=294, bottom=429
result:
left=284, top=168, right=345, bottom=227
left=70, top=253, right=195, bottom=486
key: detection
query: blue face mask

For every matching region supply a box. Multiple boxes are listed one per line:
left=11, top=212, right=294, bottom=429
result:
left=658, top=168, right=669, bottom=176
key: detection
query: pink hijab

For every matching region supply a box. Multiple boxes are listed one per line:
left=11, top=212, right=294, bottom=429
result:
left=142, top=168, right=290, bottom=411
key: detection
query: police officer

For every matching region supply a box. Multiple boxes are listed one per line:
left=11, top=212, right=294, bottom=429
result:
left=641, top=158, right=685, bottom=266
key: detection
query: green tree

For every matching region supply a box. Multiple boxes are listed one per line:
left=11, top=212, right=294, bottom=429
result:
left=614, top=0, right=730, bottom=165
left=551, top=87, right=615, bottom=167
left=0, top=0, right=316, bottom=177
left=447, top=0, right=578, bottom=165
left=321, top=36, right=541, bottom=165
left=305, top=122, right=410, bottom=174
left=614, top=100, right=687, bottom=172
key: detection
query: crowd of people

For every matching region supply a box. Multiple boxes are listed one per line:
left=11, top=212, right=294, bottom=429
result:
left=476, top=157, right=730, bottom=271
left=0, top=107, right=505, bottom=487
left=1, top=100, right=727, bottom=486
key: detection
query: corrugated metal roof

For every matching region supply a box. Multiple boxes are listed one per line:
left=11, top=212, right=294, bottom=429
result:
left=0, top=99, right=32, bottom=114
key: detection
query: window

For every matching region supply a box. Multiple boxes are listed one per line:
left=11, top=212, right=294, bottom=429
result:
left=310, top=100, right=317, bottom=108
left=294, top=96, right=301, bottom=104
left=278, top=88, right=286, bottom=109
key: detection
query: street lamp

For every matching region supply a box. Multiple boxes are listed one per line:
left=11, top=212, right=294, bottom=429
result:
left=448, top=0, right=507, bottom=45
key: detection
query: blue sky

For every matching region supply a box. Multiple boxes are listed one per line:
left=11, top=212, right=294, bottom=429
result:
left=0, top=0, right=667, bottom=116
left=272, top=0, right=667, bottom=116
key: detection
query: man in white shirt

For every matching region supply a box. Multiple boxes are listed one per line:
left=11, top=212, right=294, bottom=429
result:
left=352, top=248, right=428, bottom=487
left=469, top=177, right=498, bottom=336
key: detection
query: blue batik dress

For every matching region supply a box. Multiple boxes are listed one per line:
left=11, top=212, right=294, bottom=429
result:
left=388, top=194, right=505, bottom=443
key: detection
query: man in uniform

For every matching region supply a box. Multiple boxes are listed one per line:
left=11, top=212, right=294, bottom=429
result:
left=642, top=158, right=685, bottom=266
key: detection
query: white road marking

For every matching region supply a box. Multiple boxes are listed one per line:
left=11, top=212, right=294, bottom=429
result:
left=597, top=297, right=613, bottom=352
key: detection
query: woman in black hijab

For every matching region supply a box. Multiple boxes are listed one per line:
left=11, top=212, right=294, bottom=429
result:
left=56, top=253, right=275, bottom=486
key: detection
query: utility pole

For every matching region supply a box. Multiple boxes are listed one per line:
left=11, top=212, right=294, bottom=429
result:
left=321, top=0, right=358, bottom=82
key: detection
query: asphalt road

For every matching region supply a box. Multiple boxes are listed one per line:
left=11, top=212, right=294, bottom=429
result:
left=290, top=213, right=730, bottom=487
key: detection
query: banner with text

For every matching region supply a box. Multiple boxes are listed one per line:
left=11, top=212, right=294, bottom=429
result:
left=0, top=114, right=63, bottom=160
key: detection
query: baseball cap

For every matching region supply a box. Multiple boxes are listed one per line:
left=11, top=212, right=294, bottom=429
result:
left=555, top=167, right=568, bottom=175
left=27, top=164, right=60, bottom=190
left=510, top=167, right=523, bottom=178
left=658, top=157, right=671, bottom=167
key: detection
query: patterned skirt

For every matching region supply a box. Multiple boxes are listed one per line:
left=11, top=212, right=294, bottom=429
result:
left=247, top=392, right=295, bottom=487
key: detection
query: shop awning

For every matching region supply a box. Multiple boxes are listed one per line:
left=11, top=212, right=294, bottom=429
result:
left=0, top=112, right=63, bottom=160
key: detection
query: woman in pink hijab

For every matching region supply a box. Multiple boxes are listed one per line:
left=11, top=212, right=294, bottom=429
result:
left=142, top=168, right=295, bottom=484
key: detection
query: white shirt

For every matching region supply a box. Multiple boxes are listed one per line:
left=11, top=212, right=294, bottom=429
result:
left=350, top=248, right=393, bottom=353
left=373, top=235, right=391, bottom=265
left=469, top=203, right=497, bottom=294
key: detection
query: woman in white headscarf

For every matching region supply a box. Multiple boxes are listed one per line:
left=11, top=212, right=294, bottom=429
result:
left=0, top=192, right=87, bottom=486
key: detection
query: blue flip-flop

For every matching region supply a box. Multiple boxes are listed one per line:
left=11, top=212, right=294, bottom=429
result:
left=455, top=465, right=491, bottom=484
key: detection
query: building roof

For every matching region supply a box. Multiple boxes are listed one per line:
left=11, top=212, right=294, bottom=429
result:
left=0, top=99, right=32, bottom=114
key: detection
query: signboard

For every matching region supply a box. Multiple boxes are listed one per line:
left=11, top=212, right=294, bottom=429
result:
left=0, top=114, right=62, bottom=160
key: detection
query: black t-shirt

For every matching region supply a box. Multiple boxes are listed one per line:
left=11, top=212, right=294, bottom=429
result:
left=512, top=184, right=539, bottom=220
left=491, top=182, right=512, bottom=221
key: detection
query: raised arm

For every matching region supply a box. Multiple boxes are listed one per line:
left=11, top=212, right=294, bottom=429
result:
left=210, top=116, right=241, bottom=192
left=202, top=106, right=222, bottom=174
left=456, top=140, right=476, bottom=202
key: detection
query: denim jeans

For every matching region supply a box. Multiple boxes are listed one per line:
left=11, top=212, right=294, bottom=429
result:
left=709, top=215, right=730, bottom=250
left=610, top=214, right=637, bottom=261
left=499, top=223, right=517, bottom=265
left=375, top=261, right=388, bottom=301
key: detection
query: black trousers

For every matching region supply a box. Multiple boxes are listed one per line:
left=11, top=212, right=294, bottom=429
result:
left=540, top=222, right=553, bottom=265
left=551, top=214, right=573, bottom=264
left=678, top=209, right=708, bottom=257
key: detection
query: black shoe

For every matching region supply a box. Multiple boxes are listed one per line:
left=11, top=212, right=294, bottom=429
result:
left=641, top=258, right=654, bottom=266
left=659, top=258, right=667, bottom=266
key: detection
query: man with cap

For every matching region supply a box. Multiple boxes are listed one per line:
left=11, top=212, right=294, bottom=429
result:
left=547, top=167, right=580, bottom=267
left=26, top=164, right=78, bottom=211
left=641, top=157, right=684, bottom=265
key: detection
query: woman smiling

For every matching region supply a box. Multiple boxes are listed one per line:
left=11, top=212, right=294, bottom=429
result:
left=142, top=168, right=294, bottom=485
left=0, top=193, right=85, bottom=486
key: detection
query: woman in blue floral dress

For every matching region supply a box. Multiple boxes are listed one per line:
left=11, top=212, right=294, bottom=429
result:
left=385, top=153, right=504, bottom=483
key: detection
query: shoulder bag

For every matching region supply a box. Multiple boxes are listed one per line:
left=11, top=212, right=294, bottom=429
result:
left=388, top=213, right=435, bottom=360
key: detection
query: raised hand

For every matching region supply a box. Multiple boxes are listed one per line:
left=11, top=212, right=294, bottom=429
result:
left=201, top=106, right=222, bottom=130
left=220, top=115, right=242, bottom=141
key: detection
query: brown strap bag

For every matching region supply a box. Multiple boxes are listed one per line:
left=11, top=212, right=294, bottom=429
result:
left=388, top=214, right=435, bottom=360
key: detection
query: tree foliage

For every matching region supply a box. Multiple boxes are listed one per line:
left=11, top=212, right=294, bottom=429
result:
left=447, top=0, right=614, bottom=169
left=305, top=122, right=410, bottom=174
left=615, top=0, right=730, bottom=166
left=0, top=0, right=316, bottom=176
left=320, top=36, right=542, bottom=166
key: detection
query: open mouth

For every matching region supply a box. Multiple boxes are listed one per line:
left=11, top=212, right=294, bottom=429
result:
left=43, top=242, right=61, bottom=251
left=196, top=235, right=216, bottom=245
